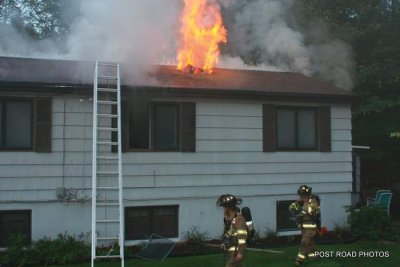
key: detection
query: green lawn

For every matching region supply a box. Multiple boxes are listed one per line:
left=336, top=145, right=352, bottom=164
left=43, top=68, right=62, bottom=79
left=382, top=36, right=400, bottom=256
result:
left=49, top=241, right=400, bottom=267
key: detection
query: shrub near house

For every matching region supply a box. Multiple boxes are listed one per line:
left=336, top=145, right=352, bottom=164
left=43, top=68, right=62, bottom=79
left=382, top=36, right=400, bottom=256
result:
left=0, top=233, right=90, bottom=266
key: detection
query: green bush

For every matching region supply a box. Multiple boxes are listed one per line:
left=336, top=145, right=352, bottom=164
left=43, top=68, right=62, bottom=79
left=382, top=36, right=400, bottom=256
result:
left=34, top=232, right=90, bottom=265
left=347, top=206, right=391, bottom=240
left=332, top=223, right=351, bottom=240
left=0, top=232, right=90, bottom=267
left=182, top=226, right=209, bottom=252
left=0, top=234, right=36, bottom=267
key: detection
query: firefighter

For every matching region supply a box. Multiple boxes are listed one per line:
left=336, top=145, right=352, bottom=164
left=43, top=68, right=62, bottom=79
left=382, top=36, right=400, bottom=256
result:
left=241, top=207, right=256, bottom=245
left=216, top=194, right=248, bottom=267
left=289, top=185, right=321, bottom=266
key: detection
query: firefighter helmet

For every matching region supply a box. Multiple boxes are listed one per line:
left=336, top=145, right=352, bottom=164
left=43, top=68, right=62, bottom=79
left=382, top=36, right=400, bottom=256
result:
left=216, top=194, right=242, bottom=207
left=297, top=185, right=312, bottom=196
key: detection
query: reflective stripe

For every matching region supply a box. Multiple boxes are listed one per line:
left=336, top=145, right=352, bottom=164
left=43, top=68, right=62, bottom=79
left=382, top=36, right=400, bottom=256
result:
left=308, top=205, right=312, bottom=214
left=302, top=223, right=317, bottom=229
left=246, top=221, right=253, bottom=226
left=237, top=229, right=247, bottom=235
left=228, top=247, right=236, bottom=252
left=308, top=253, right=315, bottom=258
left=297, top=253, right=306, bottom=259
left=238, top=239, right=246, bottom=244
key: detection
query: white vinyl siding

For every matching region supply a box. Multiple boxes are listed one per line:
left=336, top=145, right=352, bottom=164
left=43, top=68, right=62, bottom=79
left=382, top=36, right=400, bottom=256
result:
left=0, top=99, right=352, bottom=199
left=0, top=97, right=352, bottom=241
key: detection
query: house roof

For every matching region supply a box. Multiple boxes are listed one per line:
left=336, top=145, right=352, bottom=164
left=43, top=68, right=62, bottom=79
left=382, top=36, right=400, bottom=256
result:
left=0, top=56, right=354, bottom=102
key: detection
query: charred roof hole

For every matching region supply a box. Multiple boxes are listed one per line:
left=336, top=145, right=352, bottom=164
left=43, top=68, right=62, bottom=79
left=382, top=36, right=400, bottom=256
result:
left=179, top=64, right=206, bottom=75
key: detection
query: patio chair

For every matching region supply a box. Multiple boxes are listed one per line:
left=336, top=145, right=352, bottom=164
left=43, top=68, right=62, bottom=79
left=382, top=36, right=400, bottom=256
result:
left=367, top=189, right=391, bottom=206
left=368, top=192, right=393, bottom=215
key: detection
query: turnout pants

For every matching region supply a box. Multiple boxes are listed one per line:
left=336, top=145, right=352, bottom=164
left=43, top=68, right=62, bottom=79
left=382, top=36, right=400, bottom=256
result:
left=296, top=229, right=317, bottom=262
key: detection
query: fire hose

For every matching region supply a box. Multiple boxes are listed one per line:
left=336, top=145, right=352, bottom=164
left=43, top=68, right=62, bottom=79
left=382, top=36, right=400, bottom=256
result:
left=205, top=243, right=284, bottom=254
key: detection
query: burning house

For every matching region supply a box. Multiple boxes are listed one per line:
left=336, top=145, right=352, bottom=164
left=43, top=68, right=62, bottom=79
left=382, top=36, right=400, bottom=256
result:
left=0, top=0, right=355, bottom=251
left=0, top=55, right=354, bottom=246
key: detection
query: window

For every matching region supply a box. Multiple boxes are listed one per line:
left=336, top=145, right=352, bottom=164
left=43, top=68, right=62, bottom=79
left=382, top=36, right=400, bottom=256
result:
left=276, top=201, right=298, bottom=232
left=0, top=97, right=52, bottom=152
left=0, top=210, right=31, bottom=247
left=276, top=108, right=317, bottom=150
left=0, top=100, right=33, bottom=149
left=263, top=105, right=331, bottom=152
left=125, top=206, right=178, bottom=240
left=119, top=97, right=196, bottom=152
left=152, top=103, right=180, bottom=150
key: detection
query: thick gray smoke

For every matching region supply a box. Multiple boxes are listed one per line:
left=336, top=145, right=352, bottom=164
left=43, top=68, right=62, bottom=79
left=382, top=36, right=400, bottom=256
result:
left=0, top=24, right=64, bottom=58
left=0, top=0, right=180, bottom=63
left=217, top=0, right=355, bottom=90
left=65, top=0, right=180, bottom=64
left=0, top=0, right=354, bottom=90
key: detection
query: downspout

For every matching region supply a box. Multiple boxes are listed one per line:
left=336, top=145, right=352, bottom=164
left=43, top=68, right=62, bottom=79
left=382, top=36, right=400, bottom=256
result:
left=62, top=98, right=66, bottom=188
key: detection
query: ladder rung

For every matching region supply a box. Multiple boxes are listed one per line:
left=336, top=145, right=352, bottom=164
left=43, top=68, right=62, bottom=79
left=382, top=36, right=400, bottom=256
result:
left=97, top=187, right=119, bottom=190
left=97, top=114, right=118, bottom=118
left=98, top=88, right=118, bottom=92
left=98, top=75, right=118, bottom=80
left=97, top=171, right=119, bottom=175
left=97, top=156, right=118, bottom=160
left=97, top=202, right=120, bottom=206
left=98, top=100, right=118, bottom=105
left=98, top=63, right=118, bottom=67
left=98, top=127, right=118, bottom=132
left=97, top=236, right=119, bottom=240
left=97, top=141, right=118, bottom=145
left=96, top=255, right=121, bottom=259
left=96, top=220, right=120, bottom=223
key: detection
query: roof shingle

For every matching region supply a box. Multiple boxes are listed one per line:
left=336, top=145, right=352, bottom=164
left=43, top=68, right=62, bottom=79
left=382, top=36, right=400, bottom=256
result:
left=0, top=56, right=353, bottom=100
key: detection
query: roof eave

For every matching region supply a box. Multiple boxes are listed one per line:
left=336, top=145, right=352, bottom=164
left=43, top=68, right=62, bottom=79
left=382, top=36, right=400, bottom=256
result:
left=0, top=81, right=356, bottom=103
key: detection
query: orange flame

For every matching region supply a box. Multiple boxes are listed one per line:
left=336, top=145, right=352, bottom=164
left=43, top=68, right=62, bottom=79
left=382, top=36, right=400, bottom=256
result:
left=177, top=0, right=227, bottom=74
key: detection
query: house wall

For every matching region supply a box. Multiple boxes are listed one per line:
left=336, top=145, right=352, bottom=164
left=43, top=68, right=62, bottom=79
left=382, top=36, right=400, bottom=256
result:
left=0, top=95, right=352, bottom=242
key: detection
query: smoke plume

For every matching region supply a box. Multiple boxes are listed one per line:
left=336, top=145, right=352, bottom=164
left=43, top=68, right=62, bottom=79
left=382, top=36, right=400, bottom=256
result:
left=217, top=0, right=355, bottom=90
left=0, top=0, right=354, bottom=90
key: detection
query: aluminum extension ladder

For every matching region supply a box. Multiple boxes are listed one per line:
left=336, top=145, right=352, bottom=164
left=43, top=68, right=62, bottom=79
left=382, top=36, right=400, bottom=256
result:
left=91, top=61, right=124, bottom=267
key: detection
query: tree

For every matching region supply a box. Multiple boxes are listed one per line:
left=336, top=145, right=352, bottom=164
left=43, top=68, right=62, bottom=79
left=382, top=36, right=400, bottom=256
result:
left=296, top=0, right=400, bottom=214
left=0, top=0, right=68, bottom=39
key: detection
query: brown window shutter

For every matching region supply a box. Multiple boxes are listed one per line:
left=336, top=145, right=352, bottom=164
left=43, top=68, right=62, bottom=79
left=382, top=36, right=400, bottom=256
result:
left=263, top=104, right=276, bottom=152
left=181, top=102, right=196, bottom=152
left=130, top=97, right=150, bottom=149
left=33, top=98, right=52, bottom=152
left=318, top=106, right=331, bottom=152
left=112, top=101, right=129, bottom=153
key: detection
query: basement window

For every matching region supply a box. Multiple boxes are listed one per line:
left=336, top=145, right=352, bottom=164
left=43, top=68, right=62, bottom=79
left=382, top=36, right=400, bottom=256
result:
left=0, top=100, right=33, bottom=150
left=125, top=206, right=179, bottom=240
left=276, top=200, right=298, bottom=232
left=276, top=108, right=317, bottom=151
left=0, top=210, right=32, bottom=247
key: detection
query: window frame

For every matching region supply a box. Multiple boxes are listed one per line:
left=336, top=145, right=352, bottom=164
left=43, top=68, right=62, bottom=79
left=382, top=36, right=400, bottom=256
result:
left=150, top=102, right=181, bottom=152
left=0, top=98, right=34, bottom=151
left=276, top=106, right=318, bottom=151
left=123, top=98, right=196, bottom=153
left=125, top=205, right=179, bottom=240
left=0, top=210, right=32, bottom=247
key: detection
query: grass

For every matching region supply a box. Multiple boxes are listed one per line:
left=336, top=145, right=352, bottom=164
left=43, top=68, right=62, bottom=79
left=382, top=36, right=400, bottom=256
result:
left=48, top=240, right=400, bottom=267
